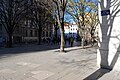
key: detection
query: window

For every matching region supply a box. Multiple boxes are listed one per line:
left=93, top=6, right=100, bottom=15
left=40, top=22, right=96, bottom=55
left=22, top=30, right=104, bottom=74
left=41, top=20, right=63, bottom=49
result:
left=30, top=30, right=33, bottom=37
left=49, top=32, right=51, bottom=37
left=28, top=20, right=31, bottom=27
left=24, top=21, right=27, bottom=26
left=42, top=31, right=45, bottom=37
left=46, top=32, right=48, bottom=37
left=25, top=30, right=28, bottom=37
left=34, top=30, right=37, bottom=37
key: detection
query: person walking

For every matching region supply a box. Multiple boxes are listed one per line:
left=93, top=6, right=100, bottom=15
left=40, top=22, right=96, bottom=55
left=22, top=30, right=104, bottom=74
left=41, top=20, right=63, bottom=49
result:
left=70, top=37, right=74, bottom=47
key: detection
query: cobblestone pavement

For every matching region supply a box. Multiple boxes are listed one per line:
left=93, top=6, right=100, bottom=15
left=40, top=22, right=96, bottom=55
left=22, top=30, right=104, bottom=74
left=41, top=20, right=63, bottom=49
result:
left=0, top=44, right=120, bottom=80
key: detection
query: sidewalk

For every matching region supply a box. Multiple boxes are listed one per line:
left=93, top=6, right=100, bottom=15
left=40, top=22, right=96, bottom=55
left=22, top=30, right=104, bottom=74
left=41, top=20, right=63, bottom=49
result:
left=0, top=45, right=120, bottom=80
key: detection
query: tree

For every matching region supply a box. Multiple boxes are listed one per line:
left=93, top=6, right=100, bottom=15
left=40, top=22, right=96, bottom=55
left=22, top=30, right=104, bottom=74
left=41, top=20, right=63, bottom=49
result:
left=0, top=0, right=31, bottom=47
left=86, top=12, right=99, bottom=46
left=67, top=0, right=96, bottom=48
left=52, top=0, right=68, bottom=52
left=31, top=0, right=53, bottom=44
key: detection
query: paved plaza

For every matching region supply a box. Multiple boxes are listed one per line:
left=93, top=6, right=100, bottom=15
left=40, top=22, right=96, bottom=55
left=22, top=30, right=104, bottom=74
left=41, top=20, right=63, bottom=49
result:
left=0, top=44, right=120, bottom=80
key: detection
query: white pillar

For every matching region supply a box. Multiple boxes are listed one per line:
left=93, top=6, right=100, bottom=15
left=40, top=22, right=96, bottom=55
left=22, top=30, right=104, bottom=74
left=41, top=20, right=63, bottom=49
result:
left=98, top=0, right=120, bottom=70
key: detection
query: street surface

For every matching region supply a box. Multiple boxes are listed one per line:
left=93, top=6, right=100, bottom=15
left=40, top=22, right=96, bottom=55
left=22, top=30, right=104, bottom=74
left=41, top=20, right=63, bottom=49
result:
left=0, top=44, right=120, bottom=80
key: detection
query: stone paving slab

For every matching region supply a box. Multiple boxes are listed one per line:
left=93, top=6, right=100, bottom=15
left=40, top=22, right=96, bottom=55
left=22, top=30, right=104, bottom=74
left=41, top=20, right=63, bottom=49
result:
left=16, top=62, right=40, bottom=68
left=24, top=77, right=37, bottom=80
left=31, top=71, right=54, bottom=80
left=0, top=69, right=16, bottom=74
left=17, top=62, right=31, bottom=66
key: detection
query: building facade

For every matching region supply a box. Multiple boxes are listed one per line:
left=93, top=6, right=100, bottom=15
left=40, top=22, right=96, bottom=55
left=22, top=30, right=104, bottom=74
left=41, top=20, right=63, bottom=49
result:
left=14, top=19, right=53, bottom=44
left=64, top=22, right=78, bottom=38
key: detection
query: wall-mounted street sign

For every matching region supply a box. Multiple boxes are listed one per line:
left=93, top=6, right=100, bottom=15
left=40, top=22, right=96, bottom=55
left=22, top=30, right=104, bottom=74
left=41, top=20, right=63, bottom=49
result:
left=101, top=10, right=110, bottom=16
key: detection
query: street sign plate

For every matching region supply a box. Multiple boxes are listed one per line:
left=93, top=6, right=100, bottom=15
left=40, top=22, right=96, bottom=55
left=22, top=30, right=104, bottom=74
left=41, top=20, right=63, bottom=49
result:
left=101, top=10, right=110, bottom=16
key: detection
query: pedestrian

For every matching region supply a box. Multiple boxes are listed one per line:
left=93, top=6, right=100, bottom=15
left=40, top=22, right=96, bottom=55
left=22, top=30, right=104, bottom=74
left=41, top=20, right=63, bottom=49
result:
left=70, top=37, right=74, bottom=47
left=68, top=37, right=70, bottom=45
left=64, top=36, right=67, bottom=45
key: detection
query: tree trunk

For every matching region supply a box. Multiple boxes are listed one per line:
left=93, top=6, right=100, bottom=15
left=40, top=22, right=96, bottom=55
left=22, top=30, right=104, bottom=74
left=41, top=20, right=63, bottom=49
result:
left=60, top=19, right=65, bottom=52
left=60, top=28, right=65, bottom=52
left=56, top=15, right=65, bottom=52
left=81, top=17, right=85, bottom=48
left=38, top=26, right=42, bottom=45
left=81, top=3, right=85, bottom=48
left=81, top=26, right=85, bottom=48
left=7, top=34, right=13, bottom=48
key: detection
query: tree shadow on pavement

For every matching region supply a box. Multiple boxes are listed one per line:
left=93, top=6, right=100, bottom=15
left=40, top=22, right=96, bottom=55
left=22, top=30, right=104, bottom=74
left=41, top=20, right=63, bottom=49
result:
left=0, top=44, right=60, bottom=59
left=83, top=68, right=111, bottom=80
